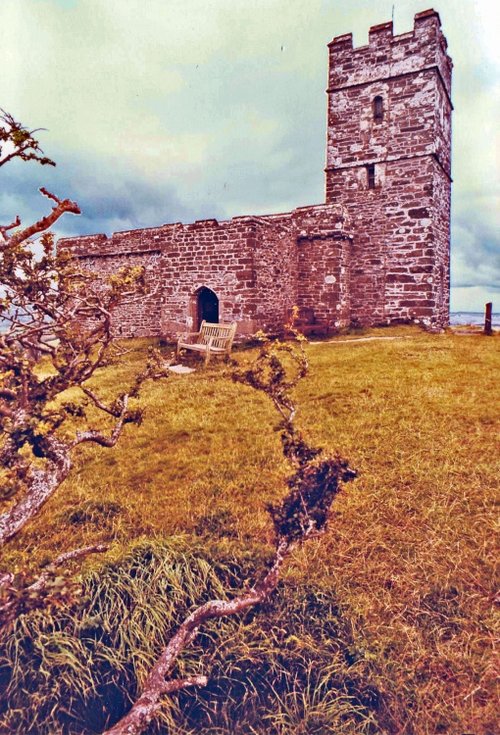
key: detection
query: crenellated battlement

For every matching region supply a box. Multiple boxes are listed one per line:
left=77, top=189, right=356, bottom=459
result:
left=368, top=21, right=393, bottom=45
left=329, top=9, right=443, bottom=49
left=328, top=9, right=452, bottom=97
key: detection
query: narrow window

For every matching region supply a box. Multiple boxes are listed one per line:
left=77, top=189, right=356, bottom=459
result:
left=367, top=163, right=376, bottom=189
left=373, top=95, right=384, bottom=122
left=438, top=264, right=445, bottom=308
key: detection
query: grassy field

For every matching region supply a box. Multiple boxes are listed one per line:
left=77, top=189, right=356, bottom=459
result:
left=1, top=326, right=498, bottom=734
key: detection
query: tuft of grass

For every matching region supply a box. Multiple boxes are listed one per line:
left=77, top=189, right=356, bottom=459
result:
left=0, top=539, right=381, bottom=735
left=1, top=326, right=498, bottom=733
left=63, top=500, right=124, bottom=527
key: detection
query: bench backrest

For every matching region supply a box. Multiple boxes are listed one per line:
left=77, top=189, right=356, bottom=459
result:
left=199, top=321, right=237, bottom=349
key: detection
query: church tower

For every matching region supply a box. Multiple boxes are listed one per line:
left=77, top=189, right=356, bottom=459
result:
left=325, top=9, right=452, bottom=326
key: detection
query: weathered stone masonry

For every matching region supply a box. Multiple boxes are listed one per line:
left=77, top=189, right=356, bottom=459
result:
left=325, top=9, right=452, bottom=326
left=59, top=9, right=452, bottom=338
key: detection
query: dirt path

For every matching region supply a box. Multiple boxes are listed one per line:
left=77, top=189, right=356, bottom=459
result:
left=309, top=330, right=495, bottom=345
left=309, top=335, right=415, bottom=345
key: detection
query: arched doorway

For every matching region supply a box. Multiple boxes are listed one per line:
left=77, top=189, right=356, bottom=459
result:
left=196, top=287, right=219, bottom=329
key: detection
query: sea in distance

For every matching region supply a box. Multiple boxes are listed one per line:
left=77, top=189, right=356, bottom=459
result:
left=450, top=311, right=500, bottom=327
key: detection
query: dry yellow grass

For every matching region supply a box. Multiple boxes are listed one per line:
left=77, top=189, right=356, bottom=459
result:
left=2, top=326, right=499, bottom=734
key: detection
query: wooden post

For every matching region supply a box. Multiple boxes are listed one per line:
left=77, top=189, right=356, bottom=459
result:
left=484, top=302, right=493, bottom=335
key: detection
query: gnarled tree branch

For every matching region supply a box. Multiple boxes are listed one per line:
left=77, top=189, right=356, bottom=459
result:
left=71, top=395, right=129, bottom=448
left=0, top=544, right=109, bottom=629
left=0, top=215, right=21, bottom=243
left=102, top=538, right=293, bottom=735
left=6, top=187, right=80, bottom=248
left=101, top=335, right=357, bottom=735
left=0, top=109, right=55, bottom=169
left=0, top=437, right=71, bottom=546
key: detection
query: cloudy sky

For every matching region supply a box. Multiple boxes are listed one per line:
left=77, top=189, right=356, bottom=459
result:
left=1, top=0, right=498, bottom=311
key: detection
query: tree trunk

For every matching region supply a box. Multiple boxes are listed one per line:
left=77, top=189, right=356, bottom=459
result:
left=0, top=441, right=71, bottom=545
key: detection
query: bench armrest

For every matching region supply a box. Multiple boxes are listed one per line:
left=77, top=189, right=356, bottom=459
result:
left=178, top=331, right=201, bottom=343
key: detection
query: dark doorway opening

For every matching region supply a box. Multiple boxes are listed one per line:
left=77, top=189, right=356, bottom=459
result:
left=196, top=287, right=219, bottom=329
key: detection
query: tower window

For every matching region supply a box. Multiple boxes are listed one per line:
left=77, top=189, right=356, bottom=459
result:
left=373, top=95, right=384, bottom=122
left=367, top=163, right=376, bottom=189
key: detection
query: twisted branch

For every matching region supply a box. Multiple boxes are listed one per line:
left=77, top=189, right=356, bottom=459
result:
left=7, top=188, right=80, bottom=247
left=70, top=395, right=129, bottom=448
left=101, top=334, right=356, bottom=735
left=102, top=539, right=292, bottom=735
left=0, top=215, right=21, bottom=243
left=0, top=544, right=109, bottom=629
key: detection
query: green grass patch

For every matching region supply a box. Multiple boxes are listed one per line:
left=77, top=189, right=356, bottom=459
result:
left=1, top=539, right=381, bottom=735
left=1, top=327, right=498, bottom=734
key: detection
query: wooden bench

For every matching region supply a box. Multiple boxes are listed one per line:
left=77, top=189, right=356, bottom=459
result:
left=285, top=307, right=333, bottom=338
left=177, top=321, right=237, bottom=365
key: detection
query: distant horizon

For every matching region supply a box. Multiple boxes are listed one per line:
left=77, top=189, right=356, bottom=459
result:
left=450, top=309, right=498, bottom=314
left=2, top=309, right=498, bottom=333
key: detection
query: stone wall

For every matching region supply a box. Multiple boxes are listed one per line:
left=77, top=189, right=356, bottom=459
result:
left=60, top=219, right=261, bottom=338
left=291, top=205, right=352, bottom=328
left=430, top=160, right=452, bottom=326
left=59, top=204, right=352, bottom=338
left=158, top=217, right=256, bottom=335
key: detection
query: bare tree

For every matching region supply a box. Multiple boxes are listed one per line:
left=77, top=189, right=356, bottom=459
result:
left=102, top=333, right=357, bottom=735
left=0, top=109, right=168, bottom=548
left=1, top=111, right=356, bottom=734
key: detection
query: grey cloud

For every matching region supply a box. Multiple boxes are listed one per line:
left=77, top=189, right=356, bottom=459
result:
left=1, top=153, right=211, bottom=239
left=451, top=211, right=500, bottom=292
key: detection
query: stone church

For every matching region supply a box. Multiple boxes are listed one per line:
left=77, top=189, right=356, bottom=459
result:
left=60, top=8, right=452, bottom=337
